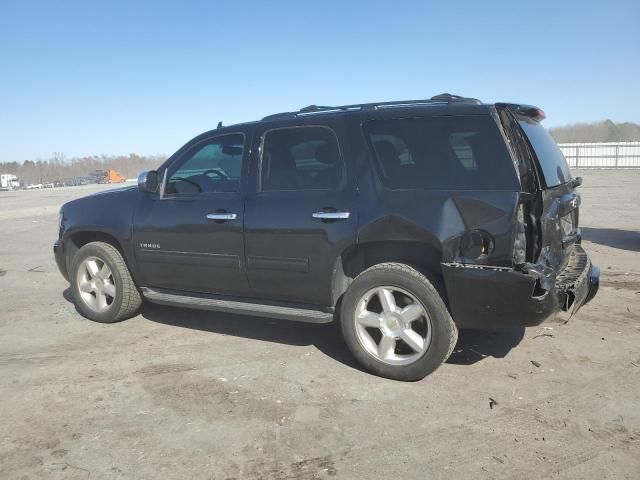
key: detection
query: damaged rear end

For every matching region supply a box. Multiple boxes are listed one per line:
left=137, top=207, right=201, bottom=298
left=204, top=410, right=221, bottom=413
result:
left=441, top=103, right=599, bottom=328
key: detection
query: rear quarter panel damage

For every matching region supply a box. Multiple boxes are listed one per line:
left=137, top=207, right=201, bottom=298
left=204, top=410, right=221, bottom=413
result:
left=357, top=189, right=519, bottom=266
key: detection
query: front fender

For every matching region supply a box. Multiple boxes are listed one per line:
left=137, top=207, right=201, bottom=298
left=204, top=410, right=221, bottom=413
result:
left=59, top=187, right=139, bottom=280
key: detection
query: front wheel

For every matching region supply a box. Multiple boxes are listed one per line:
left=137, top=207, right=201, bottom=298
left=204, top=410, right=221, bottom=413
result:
left=70, top=241, right=142, bottom=323
left=340, top=263, right=457, bottom=381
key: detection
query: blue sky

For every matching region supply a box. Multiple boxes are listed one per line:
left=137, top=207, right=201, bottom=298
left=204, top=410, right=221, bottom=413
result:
left=1, top=0, right=639, bottom=162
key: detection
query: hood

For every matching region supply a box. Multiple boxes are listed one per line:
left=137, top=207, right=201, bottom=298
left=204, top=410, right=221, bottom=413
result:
left=87, top=184, right=137, bottom=197
left=62, top=184, right=138, bottom=212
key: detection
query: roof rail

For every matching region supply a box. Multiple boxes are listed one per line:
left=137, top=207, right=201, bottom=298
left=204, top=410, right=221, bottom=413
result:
left=261, top=104, right=362, bottom=121
left=430, top=93, right=482, bottom=104
left=260, top=93, right=482, bottom=120
left=261, top=111, right=296, bottom=121
left=298, top=104, right=334, bottom=113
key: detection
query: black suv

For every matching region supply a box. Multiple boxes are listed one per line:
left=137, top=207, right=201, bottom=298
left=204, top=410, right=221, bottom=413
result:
left=54, top=94, right=599, bottom=380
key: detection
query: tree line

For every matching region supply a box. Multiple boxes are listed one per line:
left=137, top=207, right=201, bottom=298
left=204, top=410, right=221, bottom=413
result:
left=0, top=153, right=166, bottom=185
left=550, top=120, right=640, bottom=143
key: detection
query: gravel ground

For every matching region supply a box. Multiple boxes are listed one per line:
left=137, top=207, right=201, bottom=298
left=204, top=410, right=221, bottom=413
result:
left=0, top=171, right=639, bottom=480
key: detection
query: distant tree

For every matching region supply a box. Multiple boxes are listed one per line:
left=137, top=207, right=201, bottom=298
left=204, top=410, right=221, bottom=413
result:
left=550, top=120, right=640, bottom=143
left=52, top=152, right=66, bottom=164
left=0, top=153, right=166, bottom=185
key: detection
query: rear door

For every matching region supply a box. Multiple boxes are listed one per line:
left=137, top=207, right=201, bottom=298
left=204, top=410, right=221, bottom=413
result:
left=133, top=130, right=251, bottom=295
left=243, top=119, right=358, bottom=306
left=507, top=112, right=580, bottom=270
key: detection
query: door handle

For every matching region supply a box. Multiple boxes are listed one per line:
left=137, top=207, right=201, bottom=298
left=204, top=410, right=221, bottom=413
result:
left=312, top=211, right=350, bottom=220
left=206, top=213, right=237, bottom=221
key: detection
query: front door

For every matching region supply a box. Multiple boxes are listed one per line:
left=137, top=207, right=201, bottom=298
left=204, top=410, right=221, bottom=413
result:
left=244, top=122, right=358, bottom=306
left=133, top=131, right=250, bottom=295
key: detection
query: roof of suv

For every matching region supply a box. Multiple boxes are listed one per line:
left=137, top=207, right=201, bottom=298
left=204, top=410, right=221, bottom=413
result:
left=260, top=93, right=485, bottom=121
left=209, top=94, right=493, bottom=131
left=212, top=94, right=543, bottom=133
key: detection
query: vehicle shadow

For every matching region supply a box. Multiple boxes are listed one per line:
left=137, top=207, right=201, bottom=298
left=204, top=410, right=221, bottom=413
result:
left=139, top=302, right=368, bottom=372
left=581, top=227, right=640, bottom=252
left=63, top=288, right=81, bottom=312
left=140, top=303, right=526, bottom=369
left=447, top=328, right=525, bottom=365
left=62, top=288, right=524, bottom=371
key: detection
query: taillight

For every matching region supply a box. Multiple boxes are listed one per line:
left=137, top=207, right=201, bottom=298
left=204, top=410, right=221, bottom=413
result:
left=460, top=229, right=495, bottom=261
left=513, top=204, right=527, bottom=265
left=559, top=213, right=574, bottom=237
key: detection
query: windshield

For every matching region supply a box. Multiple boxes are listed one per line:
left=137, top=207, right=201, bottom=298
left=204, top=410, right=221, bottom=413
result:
left=518, top=119, right=572, bottom=187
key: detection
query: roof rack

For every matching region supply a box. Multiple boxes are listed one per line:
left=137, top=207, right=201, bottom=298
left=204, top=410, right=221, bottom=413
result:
left=429, top=93, right=481, bottom=104
left=261, top=93, right=482, bottom=121
left=261, top=105, right=361, bottom=121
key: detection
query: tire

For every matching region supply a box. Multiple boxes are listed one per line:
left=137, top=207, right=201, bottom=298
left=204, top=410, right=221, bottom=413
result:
left=340, top=262, right=457, bottom=381
left=70, top=241, right=142, bottom=323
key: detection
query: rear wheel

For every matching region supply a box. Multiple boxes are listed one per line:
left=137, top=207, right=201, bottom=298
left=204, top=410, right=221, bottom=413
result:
left=340, top=263, right=457, bottom=381
left=70, top=241, right=141, bottom=323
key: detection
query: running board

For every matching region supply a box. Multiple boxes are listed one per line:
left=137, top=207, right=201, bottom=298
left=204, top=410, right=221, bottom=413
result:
left=140, top=287, right=334, bottom=324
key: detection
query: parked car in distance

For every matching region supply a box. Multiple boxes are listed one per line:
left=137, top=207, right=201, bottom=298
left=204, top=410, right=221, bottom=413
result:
left=54, top=93, right=599, bottom=380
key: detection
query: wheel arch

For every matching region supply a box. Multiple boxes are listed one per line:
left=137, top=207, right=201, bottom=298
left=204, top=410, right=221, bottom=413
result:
left=332, top=240, right=446, bottom=306
left=63, top=230, right=137, bottom=283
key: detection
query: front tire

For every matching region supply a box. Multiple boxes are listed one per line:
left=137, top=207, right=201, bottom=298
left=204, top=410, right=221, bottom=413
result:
left=70, top=241, right=142, bottom=323
left=340, top=263, right=457, bottom=381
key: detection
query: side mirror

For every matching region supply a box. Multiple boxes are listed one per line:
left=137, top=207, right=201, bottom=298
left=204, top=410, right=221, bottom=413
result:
left=138, top=170, right=159, bottom=193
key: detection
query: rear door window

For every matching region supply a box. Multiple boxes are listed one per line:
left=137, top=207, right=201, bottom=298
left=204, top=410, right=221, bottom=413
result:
left=517, top=118, right=572, bottom=187
left=260, top=126, right=343, bottom=191
left=363, top=115, right=518, bottom=190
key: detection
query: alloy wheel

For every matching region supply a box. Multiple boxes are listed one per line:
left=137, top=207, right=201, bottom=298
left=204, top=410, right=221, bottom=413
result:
left=76, top=256, right=116, bottom=313
left=353, top=286, right=432, bottom=366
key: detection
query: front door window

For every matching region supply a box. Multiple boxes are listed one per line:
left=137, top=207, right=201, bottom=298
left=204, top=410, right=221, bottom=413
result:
left=166, top=133, right=245, bottom=195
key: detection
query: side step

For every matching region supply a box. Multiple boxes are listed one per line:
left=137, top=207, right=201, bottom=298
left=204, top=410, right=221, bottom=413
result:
left=140, top=287, right=334, bottom=324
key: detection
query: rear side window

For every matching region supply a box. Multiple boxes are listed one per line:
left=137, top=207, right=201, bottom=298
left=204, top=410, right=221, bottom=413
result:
left=363, top=115, right=518, bottom=190
left=260, top=126, right=342, bottom=191
left=518, top=118, right=572, bottom=188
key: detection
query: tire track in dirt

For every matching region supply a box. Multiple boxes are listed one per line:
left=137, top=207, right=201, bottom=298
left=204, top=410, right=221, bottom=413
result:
left=328, top=363, right=639, bottom=478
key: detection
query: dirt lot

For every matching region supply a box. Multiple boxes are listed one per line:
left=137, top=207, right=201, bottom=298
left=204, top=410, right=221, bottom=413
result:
left=1, top=171, right=639, bottom=480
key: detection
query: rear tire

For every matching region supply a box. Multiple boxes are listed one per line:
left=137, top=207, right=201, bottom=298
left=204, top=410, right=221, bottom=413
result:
left=340, top=262, right=457, bottom=381
left=70, top=241, right=142, bottom=323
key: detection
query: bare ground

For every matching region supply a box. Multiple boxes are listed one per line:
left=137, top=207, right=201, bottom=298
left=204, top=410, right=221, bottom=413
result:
left=0, top=171, right=639, bottom=480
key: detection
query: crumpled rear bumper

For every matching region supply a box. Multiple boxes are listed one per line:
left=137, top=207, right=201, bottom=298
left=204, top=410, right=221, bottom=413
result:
left=441, top=245, right=599, bottom=329
left=556, top=246, right=599, bottom=317
left=584, top=266, right=600, bottom=305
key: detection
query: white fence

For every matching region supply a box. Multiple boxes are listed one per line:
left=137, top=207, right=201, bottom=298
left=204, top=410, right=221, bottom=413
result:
left=558, top=142, right=640, bottom=168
